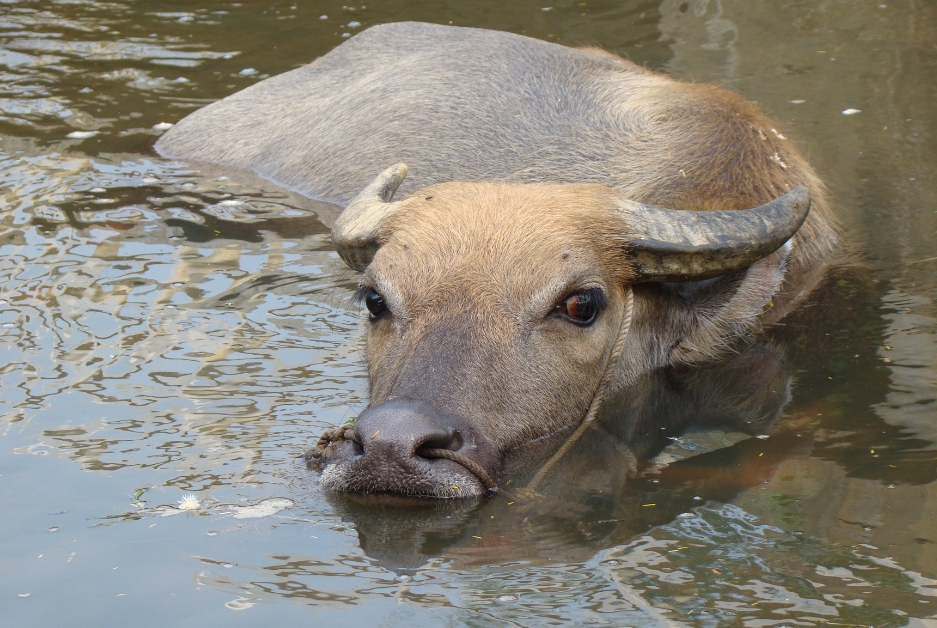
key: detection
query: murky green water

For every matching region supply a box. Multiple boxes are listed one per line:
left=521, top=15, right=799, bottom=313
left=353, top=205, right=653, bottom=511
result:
left=1, top=1, right=935, bottom=626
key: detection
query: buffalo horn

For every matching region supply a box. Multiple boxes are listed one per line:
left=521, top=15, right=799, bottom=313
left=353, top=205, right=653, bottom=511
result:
left=616, top=186, right=811, bottom=282
left=332, top=163, right=409, bottom=271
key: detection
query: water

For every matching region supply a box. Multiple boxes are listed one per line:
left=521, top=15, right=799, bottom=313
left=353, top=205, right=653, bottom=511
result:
left=1, top=1, right=935, bottom=626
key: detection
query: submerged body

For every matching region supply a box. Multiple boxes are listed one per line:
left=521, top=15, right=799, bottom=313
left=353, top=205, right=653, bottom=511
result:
left=157, top=22, right=837, bottom=498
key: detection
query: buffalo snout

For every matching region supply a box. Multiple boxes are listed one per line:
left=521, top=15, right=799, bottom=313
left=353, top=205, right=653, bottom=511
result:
left=319, top=400, right=500, bottom=498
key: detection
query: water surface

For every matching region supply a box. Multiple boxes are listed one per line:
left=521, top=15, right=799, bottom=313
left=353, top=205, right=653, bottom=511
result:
left=1, top=1, right=935, bottom=626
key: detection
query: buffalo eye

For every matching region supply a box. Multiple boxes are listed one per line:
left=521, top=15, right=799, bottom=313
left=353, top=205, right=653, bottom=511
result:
left=363, top=289, right=387, bottom=320
left=555, top=289, right=606, bottom=326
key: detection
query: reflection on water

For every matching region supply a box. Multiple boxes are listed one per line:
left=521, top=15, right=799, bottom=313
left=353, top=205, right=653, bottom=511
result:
left=1, top=1, right=935, bottom=626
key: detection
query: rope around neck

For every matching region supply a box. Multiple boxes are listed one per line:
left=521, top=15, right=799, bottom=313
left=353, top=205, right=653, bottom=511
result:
left=523, top=285, right=635, bottom=493
left=305, top=286, right=635, bottom=496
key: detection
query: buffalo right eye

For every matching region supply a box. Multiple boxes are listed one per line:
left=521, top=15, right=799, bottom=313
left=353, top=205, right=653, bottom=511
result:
left=364, top=289, right=387, bottom=320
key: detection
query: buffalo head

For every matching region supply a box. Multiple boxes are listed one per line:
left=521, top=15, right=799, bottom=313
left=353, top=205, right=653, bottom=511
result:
left=314, top=164, right=809, bottom=498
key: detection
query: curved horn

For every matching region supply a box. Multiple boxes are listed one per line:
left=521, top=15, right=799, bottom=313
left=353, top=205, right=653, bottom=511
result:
left=617, top=186, right=811, bottom=282
left=331, top=164, right=409, bottom=271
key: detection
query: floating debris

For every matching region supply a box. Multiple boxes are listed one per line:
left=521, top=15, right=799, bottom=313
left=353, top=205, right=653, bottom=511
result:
left=178, top=494, right=201, bottom=511
left=225, top=597, right=254, bottom=611
left=677, top=512, right=697, bottom=519
left=111, top=495, right=301, bottom=525
left=153, top=122, right=174, bottom=131
left=347, top=20, right=360, bottom=28
left=842, top=108, right=861, bottom=115
left=66, top=131, right=100, bottom=139
left=238, top=68, right=258, bottom=76
left=18, top=593, right=30, bottom=598
left=217, top=497, right=293, bottom=519
left=497, top=594, right=518, bottom=601
left=790, top=99, right=805, bottom=104
left=48, top=526, right=59, bottom=532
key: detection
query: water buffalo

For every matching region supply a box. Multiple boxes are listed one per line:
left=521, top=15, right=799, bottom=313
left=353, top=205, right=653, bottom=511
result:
left=156, top=22, right=837, bottom=498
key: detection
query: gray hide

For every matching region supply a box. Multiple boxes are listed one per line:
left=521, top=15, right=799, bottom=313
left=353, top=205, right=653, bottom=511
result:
left=156, top=23, right=790, bottom=207
left=158, top=21, right=666, bottom=203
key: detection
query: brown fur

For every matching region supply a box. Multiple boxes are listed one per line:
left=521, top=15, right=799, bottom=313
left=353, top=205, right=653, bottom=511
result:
left=361, top=183, right=635, bottom=448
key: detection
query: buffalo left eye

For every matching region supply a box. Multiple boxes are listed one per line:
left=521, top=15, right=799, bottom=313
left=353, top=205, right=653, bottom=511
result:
left=556, top=289, right=606, bottom=326
left=364, top=289, right=387, bottom=320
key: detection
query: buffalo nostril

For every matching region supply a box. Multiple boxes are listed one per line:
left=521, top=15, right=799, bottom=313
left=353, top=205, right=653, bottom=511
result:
left=343, top=400, right=500, bottom=494
left=415, top=430, right=463, bottom=457
left=410, top=429, right=498, bottom=491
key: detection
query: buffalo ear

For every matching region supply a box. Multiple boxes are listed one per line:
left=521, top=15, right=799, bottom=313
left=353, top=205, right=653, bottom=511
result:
left=615, top=186, right=811, bottom=282
left=331, top=163, right=409, bottom=271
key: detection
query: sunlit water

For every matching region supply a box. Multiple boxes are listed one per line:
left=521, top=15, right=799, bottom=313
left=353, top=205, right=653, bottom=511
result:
left=1, top=1, right=935, bottom=626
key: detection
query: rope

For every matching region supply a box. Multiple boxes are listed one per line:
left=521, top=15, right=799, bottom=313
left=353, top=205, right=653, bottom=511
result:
left=419, top=448, right=498, bottom=490
left=524, top=285, right=635, bottom=493
left=302, top=422, right=498, bottom=490
left=305, top=285, right=636, bottom=497
left=302, top=422, right=356, bottom=463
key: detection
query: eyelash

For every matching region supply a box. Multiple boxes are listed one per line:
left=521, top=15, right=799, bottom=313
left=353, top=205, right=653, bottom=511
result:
left=352, top=286, right=373, bottom=305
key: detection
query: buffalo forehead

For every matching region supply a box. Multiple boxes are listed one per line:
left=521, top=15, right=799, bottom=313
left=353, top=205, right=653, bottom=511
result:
left=374, top=184, right=621, bottom=308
